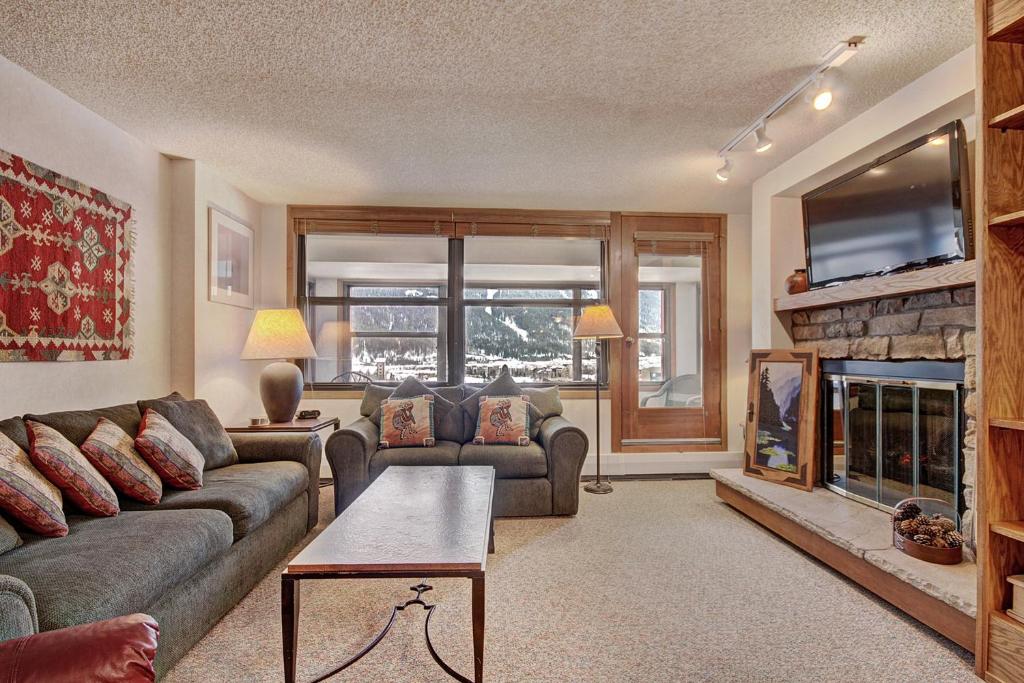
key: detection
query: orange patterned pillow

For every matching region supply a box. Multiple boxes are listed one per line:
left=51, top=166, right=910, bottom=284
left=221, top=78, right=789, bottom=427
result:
left=379, top=395, right=436, bottom=448
left=473, top=395, right=531, bottom=446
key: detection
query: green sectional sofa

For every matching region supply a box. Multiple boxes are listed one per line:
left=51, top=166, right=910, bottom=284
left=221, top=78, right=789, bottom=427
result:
left=0, top=399, right=321, bottom=677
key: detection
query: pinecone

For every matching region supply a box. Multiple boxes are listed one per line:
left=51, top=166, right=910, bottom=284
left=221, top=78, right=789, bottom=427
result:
left=899, top=519, right=920, bottom=535
left=924, top=525, right=945, bottom=538
left=913, top=534, right=934, bottom=546
left=936, top=517, right=957, bottom=532
left=901, top=503, right=922, bottom=518
left=946, top=530, right=963, bottom=544
left=944, top=535, right=962, bottom=549
left=894, top=508, right=916, bottom=523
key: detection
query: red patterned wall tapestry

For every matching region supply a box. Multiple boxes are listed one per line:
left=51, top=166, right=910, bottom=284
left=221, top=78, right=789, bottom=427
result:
left=0, top=149, right=133, bottom=361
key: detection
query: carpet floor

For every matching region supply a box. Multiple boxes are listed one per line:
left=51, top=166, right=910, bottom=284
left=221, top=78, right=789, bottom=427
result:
left=165, top=480, right=976, bottom=682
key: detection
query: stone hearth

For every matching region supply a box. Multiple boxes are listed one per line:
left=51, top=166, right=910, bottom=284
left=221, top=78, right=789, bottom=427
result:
left=788, top=285, right=977, bottom=547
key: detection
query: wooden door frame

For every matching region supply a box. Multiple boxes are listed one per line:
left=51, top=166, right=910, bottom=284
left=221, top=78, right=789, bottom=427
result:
left=610, top=212, right=728, bottom=453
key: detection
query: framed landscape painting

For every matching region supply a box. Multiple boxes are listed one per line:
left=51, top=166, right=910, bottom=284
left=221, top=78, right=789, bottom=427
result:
left=743, top=348, right=819, bottom=491
left=208, top=207, right=254, bottom=308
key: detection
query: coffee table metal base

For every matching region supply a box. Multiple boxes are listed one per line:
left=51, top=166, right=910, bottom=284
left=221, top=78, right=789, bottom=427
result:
left=282, top=573, right=485, bottom=683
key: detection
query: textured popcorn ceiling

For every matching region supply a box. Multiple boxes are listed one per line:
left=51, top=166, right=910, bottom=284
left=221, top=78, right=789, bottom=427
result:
left=0, top=1, right=973, bottom=212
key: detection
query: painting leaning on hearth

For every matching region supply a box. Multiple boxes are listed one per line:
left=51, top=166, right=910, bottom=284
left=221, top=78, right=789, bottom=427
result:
left=0, top=148, right=133, bottom=361
left=744, top=349, right=819, bottom=491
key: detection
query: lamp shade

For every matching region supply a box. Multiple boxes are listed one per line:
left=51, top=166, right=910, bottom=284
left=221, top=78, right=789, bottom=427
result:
left=241, top=309, right=317, bottom=360
left=573, top=304, right=623, bottom=339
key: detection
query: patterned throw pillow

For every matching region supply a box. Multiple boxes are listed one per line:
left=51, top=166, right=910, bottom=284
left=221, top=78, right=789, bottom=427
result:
left=26, top=421, right=120, bottom=517
left=134, top=409, right=204, bottom=490
left=379, top=395, right=436, bottom=448
left=473, top=395, right=531, bottom=446
left=81, top=418, right=163, bottom=505
left=0, top=432, right=66, bottom=536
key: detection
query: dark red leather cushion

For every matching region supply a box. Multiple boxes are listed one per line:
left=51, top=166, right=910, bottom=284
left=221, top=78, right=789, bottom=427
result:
left=0, top=613, right=158, bottom=683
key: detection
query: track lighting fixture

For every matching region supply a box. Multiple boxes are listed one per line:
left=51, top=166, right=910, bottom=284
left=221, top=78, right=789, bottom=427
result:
left=715, top=157, right=732, bottom=183
left=713, top=38, right=862, bottom=181
left=754, top=123, right=773, bottom=153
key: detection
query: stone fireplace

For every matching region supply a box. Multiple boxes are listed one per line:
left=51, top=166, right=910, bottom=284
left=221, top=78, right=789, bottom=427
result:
left=789, top=286, right=976, bottom=547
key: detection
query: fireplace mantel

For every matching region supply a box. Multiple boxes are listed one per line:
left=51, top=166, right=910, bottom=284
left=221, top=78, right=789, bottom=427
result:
left=774, top=261, right=976, bottom=313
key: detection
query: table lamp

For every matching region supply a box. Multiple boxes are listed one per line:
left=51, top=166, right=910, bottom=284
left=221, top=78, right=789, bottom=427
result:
left=573, top=304, right=623, bottom=494
left=241, top=309, right=317, bottom=423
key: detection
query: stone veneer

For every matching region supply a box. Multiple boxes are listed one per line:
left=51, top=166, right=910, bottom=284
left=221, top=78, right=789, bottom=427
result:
left=789, top=286, right=977, bottom=549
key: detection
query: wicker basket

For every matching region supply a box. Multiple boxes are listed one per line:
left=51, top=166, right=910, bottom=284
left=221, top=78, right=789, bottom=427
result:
left=892, top=497, right=963, bottom=565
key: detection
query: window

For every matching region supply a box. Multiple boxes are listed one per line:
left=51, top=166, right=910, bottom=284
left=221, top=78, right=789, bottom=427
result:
left=298, top=232, right=604, bottom=387
left=302, top=235, right=448, bottom=384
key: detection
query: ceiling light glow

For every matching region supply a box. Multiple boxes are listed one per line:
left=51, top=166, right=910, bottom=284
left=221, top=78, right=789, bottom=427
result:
left=812, top=88, right=833, bottom=111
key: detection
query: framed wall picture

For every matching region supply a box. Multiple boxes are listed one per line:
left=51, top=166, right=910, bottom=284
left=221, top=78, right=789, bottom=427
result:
left=208, top=207, right=254, bottom=308
left=743, top=348, right=819, bottom=491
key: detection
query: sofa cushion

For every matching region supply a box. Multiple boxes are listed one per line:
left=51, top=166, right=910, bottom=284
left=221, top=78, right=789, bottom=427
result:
left=359, top=384, right=395, bottom=418
left=24, top=402, right=143, bottom=449
left=120, top=461, right=308, bottom=541
left=81, top=418, right=162, bottom=505
left=461, top=369, right=543, bottom=442
left=379, top=395, right=436, bottom=448
left=0, top=509, right=233, bottom=632
left=367, top=378, right=464, bottom=443
left=0, top=417, right=29, bottom=453
left=369, top=440, right=461, bottom=479
left=459, top=441, right=548, bottom=478
left=137, top=397, right=237, bottom=470
left=0, top=431, right=67, bottom=537
left=0, top=514, right=21, bottom=555
left=472, top=395, right=532, bottom=446
left=26, top=421, right=120, bottom=517
left=135, top=409, right=205, bottom=490
left=522, top=386, right=563, bottom=419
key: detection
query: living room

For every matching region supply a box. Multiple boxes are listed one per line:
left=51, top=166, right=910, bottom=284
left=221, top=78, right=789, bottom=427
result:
left=0, top=2, right=1019, bottom=682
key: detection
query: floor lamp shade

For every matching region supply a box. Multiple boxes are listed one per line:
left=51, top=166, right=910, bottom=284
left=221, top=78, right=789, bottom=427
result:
left=573, top=304, right=622, bottom=494
left=241, top=309, right=317, bottom=423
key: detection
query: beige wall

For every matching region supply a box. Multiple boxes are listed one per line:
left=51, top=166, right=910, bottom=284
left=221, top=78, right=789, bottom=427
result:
left=750, top=47, right=976, bottom=348
left=0, top=56, right=172, bottom=416
left=170, top=160, right=266, bottom=425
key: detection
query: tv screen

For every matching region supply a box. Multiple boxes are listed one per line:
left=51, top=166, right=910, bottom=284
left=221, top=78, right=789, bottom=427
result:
left=802, top=121, right=971, bottom=289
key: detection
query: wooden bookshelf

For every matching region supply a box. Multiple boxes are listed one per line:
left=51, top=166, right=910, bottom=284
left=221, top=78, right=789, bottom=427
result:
left=977, top=0, right=1024, bottom=678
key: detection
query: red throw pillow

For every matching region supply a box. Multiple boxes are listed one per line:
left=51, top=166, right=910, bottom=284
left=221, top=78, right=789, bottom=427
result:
left=81, top=418, right=162, bottom=505
left=379, top=395, right=436, bottom=448
left=0, top=432, right=67, bottom=537
left=26, top=421, right=119, bottom=517
left=473, top=395, right=531, bottom=446
left=0, top=613, right=159, bottom=683
left=134, top=409, right=204, bottom=490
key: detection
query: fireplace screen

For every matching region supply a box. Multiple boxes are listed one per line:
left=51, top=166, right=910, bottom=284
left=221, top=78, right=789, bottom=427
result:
left=821, top=362, right=964, bottom=517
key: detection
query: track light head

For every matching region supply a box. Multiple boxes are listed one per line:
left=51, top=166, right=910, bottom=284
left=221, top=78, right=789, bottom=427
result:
left=754, top=123, right=773, bottom=153
left=715, top=157, right=732, bottom=183
left=812, top=88, right=833, bottom=110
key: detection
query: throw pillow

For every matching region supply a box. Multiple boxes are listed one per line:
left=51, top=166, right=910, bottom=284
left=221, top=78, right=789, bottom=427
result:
left=379, top=395, right=436, bottom=448
left=26, top=421, right=120, bottom=517
left=369, top=377, right=464, bottom=442
left=461, top=368, right=543, bottom=442
left=0, top=514, right=23, bottom=555
left=473, top=395, right=532, bottom=446
left=136, top=397, right=237, bottom=470
left=135, top=409, right=205, bottom=490
left=81, top=418, right=163, bottom=505
left=0, top=432, right=67, bottom=537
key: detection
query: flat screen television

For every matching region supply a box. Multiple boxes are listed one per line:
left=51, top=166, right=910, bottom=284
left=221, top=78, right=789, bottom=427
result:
left=802, top=120, right=972, bottom=289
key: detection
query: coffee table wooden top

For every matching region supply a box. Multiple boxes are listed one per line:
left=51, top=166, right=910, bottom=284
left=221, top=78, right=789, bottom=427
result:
left=287, top=466, right=495, bottom=576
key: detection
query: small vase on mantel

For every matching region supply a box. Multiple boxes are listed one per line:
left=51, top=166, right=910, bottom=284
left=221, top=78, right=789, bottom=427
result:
left=785, top=268, right=809, bottom=295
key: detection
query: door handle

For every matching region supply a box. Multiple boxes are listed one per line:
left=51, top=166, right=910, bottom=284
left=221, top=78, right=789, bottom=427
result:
left=625, top=336, right=635, bottom=346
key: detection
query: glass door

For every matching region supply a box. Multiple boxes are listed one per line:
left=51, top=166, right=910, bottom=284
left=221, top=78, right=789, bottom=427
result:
left=617, top=214, right=725, bottom=449
left=845, top=381, right=878, bottom=503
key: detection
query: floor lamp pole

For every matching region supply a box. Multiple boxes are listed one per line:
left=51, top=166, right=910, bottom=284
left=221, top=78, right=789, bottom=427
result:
left=585, top=341, right=612, bottom=494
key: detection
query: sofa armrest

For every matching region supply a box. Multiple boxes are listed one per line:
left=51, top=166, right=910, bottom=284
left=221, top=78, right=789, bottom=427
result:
left=324, top=417, right=379, bottom=516
left=230, top=432, right=322, bottom=531
left=0, top=575, right=38, bottom=643
left=539, top=416, right=589, bottom=515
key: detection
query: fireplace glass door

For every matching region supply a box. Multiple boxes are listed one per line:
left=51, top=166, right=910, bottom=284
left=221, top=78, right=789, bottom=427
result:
left=822, top=369, right=962, bottom=516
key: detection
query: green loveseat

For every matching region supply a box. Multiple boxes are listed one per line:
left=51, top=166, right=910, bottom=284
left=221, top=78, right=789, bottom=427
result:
left=0, top=399, right=321, bottom=678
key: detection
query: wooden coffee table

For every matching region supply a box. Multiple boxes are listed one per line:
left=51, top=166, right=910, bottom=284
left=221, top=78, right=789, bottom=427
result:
left=282, top=465, right=496, bottom=683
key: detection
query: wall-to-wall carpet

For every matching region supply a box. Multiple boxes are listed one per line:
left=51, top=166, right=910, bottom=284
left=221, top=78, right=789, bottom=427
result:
left=0, top=149, right=133, bottom=361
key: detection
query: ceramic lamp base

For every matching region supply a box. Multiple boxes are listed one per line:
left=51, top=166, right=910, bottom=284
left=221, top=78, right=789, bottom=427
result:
left=259, top=361, right=303, bottom=423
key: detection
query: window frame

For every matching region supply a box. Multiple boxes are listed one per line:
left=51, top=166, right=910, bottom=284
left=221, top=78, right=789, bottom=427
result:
left=297, top=234, right=608, bottom=390
left=637, top=283, right=673, bottom=388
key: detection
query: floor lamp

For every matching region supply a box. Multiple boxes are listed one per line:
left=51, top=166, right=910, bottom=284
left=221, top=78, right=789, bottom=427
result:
left=573, top=304, right=623, bottom=494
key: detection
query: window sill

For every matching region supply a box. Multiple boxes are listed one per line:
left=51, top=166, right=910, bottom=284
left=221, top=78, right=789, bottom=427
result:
left=303, top=386, right=611, bottom=400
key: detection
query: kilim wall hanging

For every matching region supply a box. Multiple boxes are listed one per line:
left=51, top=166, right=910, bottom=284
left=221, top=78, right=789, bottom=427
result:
left=0, top=149, right=134, bottom=361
